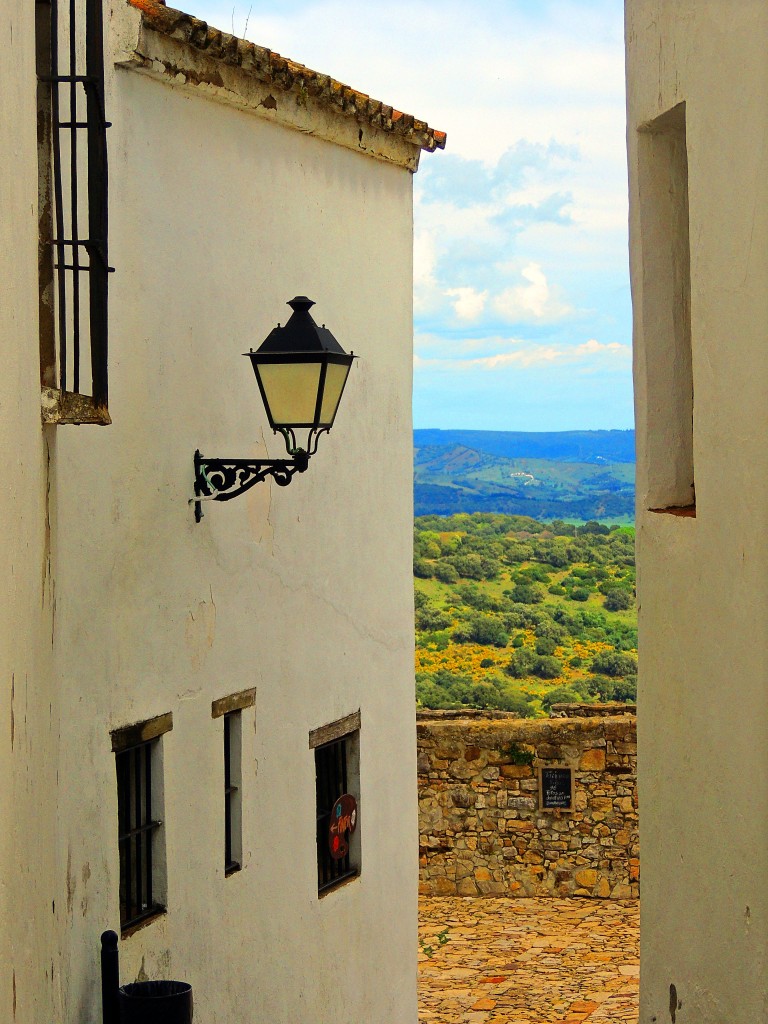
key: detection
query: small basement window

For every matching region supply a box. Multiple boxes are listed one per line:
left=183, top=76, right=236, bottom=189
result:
left=310, top=712, right=361, bottom=896
left=111, top=713, right=171, bottom=934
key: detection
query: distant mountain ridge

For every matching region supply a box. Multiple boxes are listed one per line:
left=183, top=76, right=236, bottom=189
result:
left=414, top=429, right=635, bottom=464
left=414, top=429, right=636, bottom=521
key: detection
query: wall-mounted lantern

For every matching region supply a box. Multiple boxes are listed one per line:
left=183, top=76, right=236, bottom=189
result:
left=193, top=297, right=355, bottom=522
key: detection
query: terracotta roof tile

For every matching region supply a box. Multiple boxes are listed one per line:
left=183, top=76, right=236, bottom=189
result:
left=126, top=0, right=447, bottom=153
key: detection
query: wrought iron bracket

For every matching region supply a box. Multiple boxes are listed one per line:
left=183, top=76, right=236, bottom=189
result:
left=192, top=449, right=309, bottom=522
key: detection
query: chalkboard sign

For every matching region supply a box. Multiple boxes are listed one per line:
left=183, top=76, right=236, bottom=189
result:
left=540, top=767, right=573, bottom=809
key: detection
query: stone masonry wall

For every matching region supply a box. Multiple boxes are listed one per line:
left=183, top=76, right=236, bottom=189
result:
left=417, top=710, right=638, bottom=899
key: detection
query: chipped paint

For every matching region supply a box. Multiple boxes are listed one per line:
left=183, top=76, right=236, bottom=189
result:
left=185, top=587, right=216, bottom=669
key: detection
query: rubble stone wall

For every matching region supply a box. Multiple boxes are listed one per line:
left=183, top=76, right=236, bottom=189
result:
left=417, top=711, right=638, bottom=899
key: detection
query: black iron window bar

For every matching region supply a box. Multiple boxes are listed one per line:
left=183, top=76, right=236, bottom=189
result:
left=38, top=0, right=112, bottom=412
left=116, top=742, right=163, bottom=931
left=315, top=738, right=357, bottom=894
left=224, top=713, right=240, bottom=875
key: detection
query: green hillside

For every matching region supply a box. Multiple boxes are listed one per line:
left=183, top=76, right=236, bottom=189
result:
left=415, top=443, right=635, bottom=522
left=414, top=513, right=637, bottom=715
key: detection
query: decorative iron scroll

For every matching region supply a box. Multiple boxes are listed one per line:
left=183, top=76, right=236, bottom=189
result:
left=193, top=450, right=309, bottom=522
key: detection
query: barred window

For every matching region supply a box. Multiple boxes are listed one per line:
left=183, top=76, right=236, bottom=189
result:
left=211, top=688, right=255, bottom=877
left=310, top=712, right=361, bottom=896
left=36, top=0, right=112, bottom=424
left=112, top=714, right=170, bottom=933
left=224, top=711, right=242, bottom=875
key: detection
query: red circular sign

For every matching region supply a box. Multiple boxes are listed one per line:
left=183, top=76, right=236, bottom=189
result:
left=328, top=794, right=357, bottom=860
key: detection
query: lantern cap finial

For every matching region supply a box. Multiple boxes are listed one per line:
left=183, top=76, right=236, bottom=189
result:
left=286, top=296, right=315, bottom=313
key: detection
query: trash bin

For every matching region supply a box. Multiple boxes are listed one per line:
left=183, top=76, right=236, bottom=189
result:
left=118, top=980, right=193, bottom=1024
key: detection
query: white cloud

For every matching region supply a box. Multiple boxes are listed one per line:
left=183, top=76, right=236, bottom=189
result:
left=414, top=337, right=630, bottom=372
left=493, top=263, right=572, bottom=322
left=445, top=286, right=489, bottom=321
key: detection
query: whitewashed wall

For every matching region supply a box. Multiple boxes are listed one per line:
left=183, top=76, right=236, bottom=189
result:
left=627, top=2, right=768, bottom=1021
left=3, top=2, right=424, bottom=1020
left=0, top=1, right=62, bottom=1021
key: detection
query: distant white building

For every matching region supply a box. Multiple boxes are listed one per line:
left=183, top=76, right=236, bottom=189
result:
left=626, top=2, right=768, bottom=1021
left=0, top=0, right=444, bottom=1020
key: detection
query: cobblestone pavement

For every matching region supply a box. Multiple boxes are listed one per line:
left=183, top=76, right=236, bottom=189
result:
left=418, top=897, right=639, bottom=1024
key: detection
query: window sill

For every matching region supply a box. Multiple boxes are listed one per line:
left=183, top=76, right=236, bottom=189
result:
left=318, top=870, right=359, bottom=899
left=41, top=386, right=111, bottom=425
left=648, top=504, right=696, bottom=518
left=121, top=906, right=166, bottom=939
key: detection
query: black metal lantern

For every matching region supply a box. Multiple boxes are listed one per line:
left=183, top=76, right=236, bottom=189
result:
left=246, top=296, right=354, bottom=449
left=193, top=296, right=355, bottom=522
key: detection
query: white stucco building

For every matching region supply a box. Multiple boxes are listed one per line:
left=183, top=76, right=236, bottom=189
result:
left=0, top=1, right=444, bottom=1020
left=627, top=2, right=768, bottom=1020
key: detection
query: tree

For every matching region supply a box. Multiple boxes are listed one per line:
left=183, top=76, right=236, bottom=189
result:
left=506, top=648, right=535, bottom=678
left=603, top=588, right=633, bottom=612
left=413, top=557, right=432, bottom=579
left=454, top=614, right=509, bottom=647
left=433, top=562, right=459, bottom=584
left=509, top=583, right=546, bottom=605
left=590, top=651, right=638, bottom=677
left=449, top=553, right=500, bottom=581
left=541, top=685, right=581, bottom=710
left=416, top=604, right=452, bottom=632
left=530, top=655, right=563, bottom=679
left=578, top=520, right=610, bottom=536
left=456, top=584, right=498, bottom=611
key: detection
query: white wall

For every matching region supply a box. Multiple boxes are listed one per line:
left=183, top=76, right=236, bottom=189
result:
left=42, top=18, right=420, bottom=1024
left=627, top=2, right=768, bottom=1020
left=0, top=2, right=62, bottom=1022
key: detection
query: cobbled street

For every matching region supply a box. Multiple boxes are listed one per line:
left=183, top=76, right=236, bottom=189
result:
left=418, top=897, right=639, bottom=1024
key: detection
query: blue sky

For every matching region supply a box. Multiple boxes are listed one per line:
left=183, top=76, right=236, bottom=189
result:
left=184, top=0, right=632, bottom=432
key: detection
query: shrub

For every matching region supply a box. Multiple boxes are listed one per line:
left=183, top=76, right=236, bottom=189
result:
left=506, top=648, right=535, bottom=678
left=541, top=685, right=580, bottom=710
left=612, top=675, right=637, bottom=701
left=530, top=655, right=563, bottom=679
left=415, top=604, right=452, bottom=632
left=503, top=741, right=535, bottom=765
left=535, top=637, right=556, bottom=656
left=413, top=557, right=432, bottom=579
left=456, top=584, right=498, bottom=611
left=569, top=587, right=590, bottom=602
left=433, top=562, right=459, bottom=584
left=449, top=553, right=500, bottom=581
left=603, top=588, right=633, bottom=612
left=454, top=614, right=509, bottom=648
left=590, top=651, right=638, bottom=677
left=497, top=690, right=537, bottom=717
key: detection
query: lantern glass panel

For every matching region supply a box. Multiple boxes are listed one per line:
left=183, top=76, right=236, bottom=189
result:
left=318, top=361, right=352, bottom=427
left=257, top=361, right=322, bottom=426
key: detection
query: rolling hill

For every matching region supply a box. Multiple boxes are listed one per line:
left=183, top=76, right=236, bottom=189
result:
left=414, top=429, right=636, bottom=521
